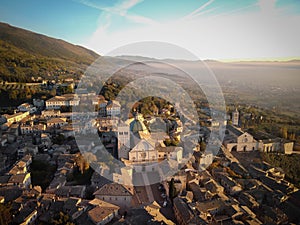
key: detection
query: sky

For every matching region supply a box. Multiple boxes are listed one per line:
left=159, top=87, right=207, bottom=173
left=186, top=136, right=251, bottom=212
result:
left=0, top=0, right=300, bottom=60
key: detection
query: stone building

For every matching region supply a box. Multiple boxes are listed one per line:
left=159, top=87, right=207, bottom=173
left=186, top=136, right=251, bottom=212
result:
left=223, top=125, right=258, bottom=152
left=93, top=183, right=133, bottom=209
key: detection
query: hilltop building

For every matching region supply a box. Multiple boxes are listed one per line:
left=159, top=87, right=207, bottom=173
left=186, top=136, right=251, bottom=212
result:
left=45, top=94, right=80, bottom=109
left=106, top=100, right=121, bottom=117
left=223, top=125, right=258, bottom=152
left=117, top=112, right=182, bottom=167
left=224, top=125, right=294, bottom=154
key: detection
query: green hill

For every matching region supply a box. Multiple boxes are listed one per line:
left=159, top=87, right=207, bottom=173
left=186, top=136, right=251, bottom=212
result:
left=0, top=22, right=99, bottom=82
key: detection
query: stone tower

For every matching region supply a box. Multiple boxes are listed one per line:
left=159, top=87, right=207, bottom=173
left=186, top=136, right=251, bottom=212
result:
left=117, top=123, right=130, bottom=159
left=232, top=108, right=239, bottom=126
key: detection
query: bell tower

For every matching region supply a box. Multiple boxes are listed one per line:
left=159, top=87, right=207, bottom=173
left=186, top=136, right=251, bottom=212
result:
left=232, top=108, right=239, bottom=126
left=117, top=123, right=130, bottom=159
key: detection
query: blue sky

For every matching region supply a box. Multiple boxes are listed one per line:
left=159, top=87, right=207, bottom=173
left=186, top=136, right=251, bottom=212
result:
left=0, top=0, right=100, bottom=43
left=0, top=0, right=300, bottom=60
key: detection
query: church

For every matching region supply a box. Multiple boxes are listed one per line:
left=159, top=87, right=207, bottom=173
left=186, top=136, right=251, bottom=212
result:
left=117, top=113, right=183, bottom=165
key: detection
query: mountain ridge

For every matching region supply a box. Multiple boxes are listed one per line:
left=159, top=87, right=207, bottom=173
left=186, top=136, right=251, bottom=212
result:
left=0, top=22, right=99, bottom=82
left=0, top=22, right=99, bottom=62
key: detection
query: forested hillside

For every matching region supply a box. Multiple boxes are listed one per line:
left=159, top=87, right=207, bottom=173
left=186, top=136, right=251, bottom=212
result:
left=0, top=22, right=99, bottom=82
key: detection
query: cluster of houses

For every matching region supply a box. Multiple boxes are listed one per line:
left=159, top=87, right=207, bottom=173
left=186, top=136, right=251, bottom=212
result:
left=170, top=148, right=300, bottom=224
left=44, top=92, right=121, bottom=118
left=0, top=91, right=185, bottom=179
left=0, top=146, right=299, bottom=224
left=0, top=91, right=187, bottom=224
left=0, top=148, right=177, bottom=225
left=0, top=155, right=32, bottom=189
left=0, top=153, right=118, bottom=225
left=0, top=91, right=299, bottom=224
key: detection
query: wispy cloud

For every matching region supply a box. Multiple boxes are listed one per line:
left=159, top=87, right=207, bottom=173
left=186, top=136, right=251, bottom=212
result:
left=207, top=3, right=257, bottom=21
left=75, top=0, right=156, bottom=25
left=76, top=0, right=109, bottom=12
left=118, top=0, right=143, bottom=12
left=125, top=14, right=157, bottom=25
left=182, top=0, right=215, bottom=20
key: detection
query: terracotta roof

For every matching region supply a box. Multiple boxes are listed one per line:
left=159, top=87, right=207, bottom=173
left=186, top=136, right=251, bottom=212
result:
left=0, top=186, right=22, bottom=202
left=4, top=112, right=28, bottom=119
left=89, top=198, right=120, bottom=209
left=226, top=125, right=244, bottom=137
left=21, top=155, right=32, bottom=163
left=47, top=117, right=67, bottom=124
left=46, top=94, right=79, bottom=102
left=8, top=173, right=29, bottom=184
left=173, top=197, right=194, bottom=222
left=157, top=146, right=179, bottom=152
left=93, top=183, right=132, bottom=196
left=195, top=198, right=225, bottom=213
left=46, top=96, right=65, bottom=102
left=106, top=100, right=121, bottom=108
left=130, top=139, right=155, bottom=152
left=88, top=206, right=118, bottom=224
left=13, top=208, right=37, bottom=224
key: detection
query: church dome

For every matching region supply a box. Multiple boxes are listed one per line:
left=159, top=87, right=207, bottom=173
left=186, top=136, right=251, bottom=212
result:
left=129, top=112, right=149, bottom=134
left=130, top=119, right=149, bottom=134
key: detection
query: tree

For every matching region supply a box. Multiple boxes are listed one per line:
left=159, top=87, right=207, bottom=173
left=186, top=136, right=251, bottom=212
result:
left=25, top=86, right=32, bottom=98
left=76, top=153, right=94, bottom=174
left=53, top=134, right=66, bottom=145
left=200, top=141, right=206, bottom=152
left=31, top=160, right=56, bottom=191
left=169, top=178, right=177, bottom=201
left=65, top=85, right=74, bottom=94
left=83, top=152, right=97, bottom=164
left=171, top=138, right=180, bottom=146
left=8, top=90, right=18, bottom=100
left=289, top=133, right=296, bottom=141
left=281, top=127, right=288, bottom=139
left=50, top=88, right=57, bottom=97
left=52, top=212, right=75, bottom=225
left=164, top=139, right=172, bottom=146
